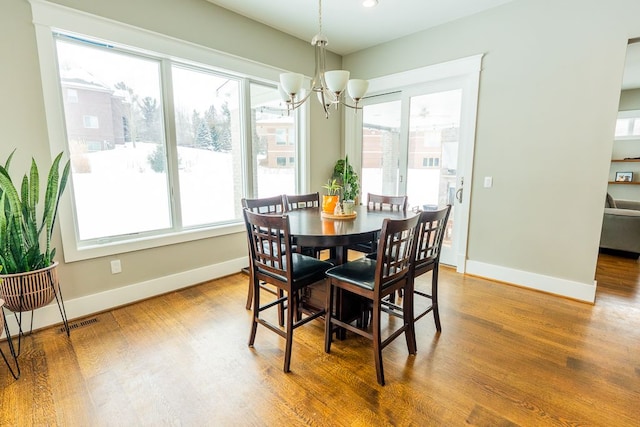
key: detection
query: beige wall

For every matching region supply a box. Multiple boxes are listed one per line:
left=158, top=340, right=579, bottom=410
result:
left=619, top=88, right=640, bottom=111
left=344, top=0, right=640, bottom=295
left=0, top=0, right=340, bottom=314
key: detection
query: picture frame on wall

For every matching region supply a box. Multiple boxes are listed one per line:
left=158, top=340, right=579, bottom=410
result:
left=615, top=171, right=633, bottom=182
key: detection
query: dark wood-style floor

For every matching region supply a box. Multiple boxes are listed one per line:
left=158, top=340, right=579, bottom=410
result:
left=1, top=253, right=639, bottom=426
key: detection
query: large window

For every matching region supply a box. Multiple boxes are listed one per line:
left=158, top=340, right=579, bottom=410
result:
left=47, top=29, right=301, bottom=255
left=615, top=110, right=640, bottom=139
left=250, top=83, right=297, bottom=198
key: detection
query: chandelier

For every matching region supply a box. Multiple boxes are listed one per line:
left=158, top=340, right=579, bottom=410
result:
left=279, top=0, right=369, bottom=118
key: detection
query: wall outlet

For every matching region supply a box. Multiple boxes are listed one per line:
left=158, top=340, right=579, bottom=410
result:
left=110, top=259, right=122, bottom=274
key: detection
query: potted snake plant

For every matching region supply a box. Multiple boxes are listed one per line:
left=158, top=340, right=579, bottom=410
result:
left=0, top=149, right=70, bottom=315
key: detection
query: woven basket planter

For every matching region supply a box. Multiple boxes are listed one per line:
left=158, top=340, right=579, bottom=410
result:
left=0, top=262, right=60, bottom=312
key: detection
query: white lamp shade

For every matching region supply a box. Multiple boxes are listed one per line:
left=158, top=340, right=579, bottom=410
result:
left=280, top=73, right=304, bottom=96
left=347, top=79, right=369, bottom=100
left=278, top=84, right=290, bottom=102
left=324, top=70, right=350, bottom=93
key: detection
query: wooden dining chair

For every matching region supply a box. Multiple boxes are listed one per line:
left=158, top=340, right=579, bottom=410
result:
left=408, top=205, right=451, bottom=342
left=284, top=192, right=320, bottom=211
left=241, top=196, right=287, bottom=321
left=348, top=193, right=409, bottom=258
left=324, top=214, right=420, bottom=386
left=284, top=192, right=329, bottom=259
left=366, top=193, right=409, bottom=212
left=242, top=195, right=286, bottom=214
left=243, top=209, right=331, bottom=372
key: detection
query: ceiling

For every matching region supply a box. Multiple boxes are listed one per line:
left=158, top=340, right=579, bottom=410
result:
left=206, top=0, right=514, bottom=55
left=206, top=0, right=640, bottom=90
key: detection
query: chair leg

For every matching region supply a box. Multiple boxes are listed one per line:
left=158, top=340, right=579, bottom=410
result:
left=324, top=280, right=335, bottom=353
left=277, top=289, right=285, bottom=327
left=245, top=273, right=253, bottom=310
left=246, top=270, right=283, bottom=328
left=432, top=266, right=441, bottom=332
left=372, top=304, right=385, bottom=386
left=248, top=277, right=260, bottom=347
left=283, top=290, right=295, bottom=373
left=404, top=282, right=417, bottom=355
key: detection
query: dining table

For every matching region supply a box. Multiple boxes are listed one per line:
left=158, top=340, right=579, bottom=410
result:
left=286, top=204, right=412, bottom=265
left=285, top=204, right=413, bottom=328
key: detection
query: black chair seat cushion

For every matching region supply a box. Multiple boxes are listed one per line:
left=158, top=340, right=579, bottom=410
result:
left=325, top=258, right=377, bottom=291
left=258, top=253, right=332, bottom=288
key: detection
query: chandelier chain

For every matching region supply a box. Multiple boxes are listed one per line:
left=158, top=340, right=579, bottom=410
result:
left=318, top=0, right=322, bottom=34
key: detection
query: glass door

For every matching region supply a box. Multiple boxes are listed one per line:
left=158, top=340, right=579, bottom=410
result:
left=361, top=96, right=402, bottom=201
left=361, top=84, right=469, bottom=267
left=406, top=89, right=462, bottom=265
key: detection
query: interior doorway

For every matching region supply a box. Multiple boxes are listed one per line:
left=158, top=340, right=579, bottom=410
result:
left=598, top=38, right=640, bottom=300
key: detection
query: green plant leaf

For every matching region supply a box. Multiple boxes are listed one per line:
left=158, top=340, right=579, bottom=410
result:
left=0, top=151, right=69, bottom=273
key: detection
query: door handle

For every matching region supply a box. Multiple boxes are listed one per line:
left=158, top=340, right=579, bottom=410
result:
left=455, top=188, right=463, bottom=203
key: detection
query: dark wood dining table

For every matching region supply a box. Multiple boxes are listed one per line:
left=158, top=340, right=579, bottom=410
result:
left=286, top=204, right=412, bottom=265
left=286, top=204, right=413, bottom=329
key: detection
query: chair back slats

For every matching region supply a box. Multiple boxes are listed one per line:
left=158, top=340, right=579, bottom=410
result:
left=241, top=195, right=285, bottom=214
left=375, top=215, right=420, bottom=289
left=367, top=193, right=408, bottom=212
left=414, top=206, right=451, bottom=274
left=243, top=209, right=291, bottom=281
left=284, top=193, right=320, bottom=211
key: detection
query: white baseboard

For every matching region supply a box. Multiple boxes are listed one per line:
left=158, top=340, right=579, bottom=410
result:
left=464, top=260, right=597, bottom=303
left=2, top=256, right=248, bottom=334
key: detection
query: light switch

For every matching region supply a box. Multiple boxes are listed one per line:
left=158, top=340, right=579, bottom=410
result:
left=484, top=176, right=493, bottom=188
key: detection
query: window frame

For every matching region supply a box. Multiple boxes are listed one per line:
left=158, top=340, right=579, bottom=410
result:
left=615, top=109, right=640, bottom=140
left=31, top=0, right=309, bottom=262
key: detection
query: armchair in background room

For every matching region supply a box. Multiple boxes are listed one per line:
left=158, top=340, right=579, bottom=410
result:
left=600, top=193, right=640, bottom=255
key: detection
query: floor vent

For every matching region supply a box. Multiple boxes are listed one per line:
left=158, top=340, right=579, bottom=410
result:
left=61, top=317, right=98, bottom=333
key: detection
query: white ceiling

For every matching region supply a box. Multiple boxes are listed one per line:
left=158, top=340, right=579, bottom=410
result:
left=206, top=0, right=640, bottom=90
left=206, top=0, right=514, bottom=55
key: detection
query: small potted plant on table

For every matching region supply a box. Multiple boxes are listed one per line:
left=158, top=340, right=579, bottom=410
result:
left=322, top=178, right=341, bottom=213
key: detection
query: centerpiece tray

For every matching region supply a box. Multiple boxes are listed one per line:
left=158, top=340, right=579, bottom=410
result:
left=321, top=211, right=357, bottom=220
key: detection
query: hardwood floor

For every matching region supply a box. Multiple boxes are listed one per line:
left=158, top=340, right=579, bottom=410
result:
left=1, top=253, right=638, bottom=426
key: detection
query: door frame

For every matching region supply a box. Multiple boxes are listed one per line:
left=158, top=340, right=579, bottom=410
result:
left=344, top=54, right=483, bottom=272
